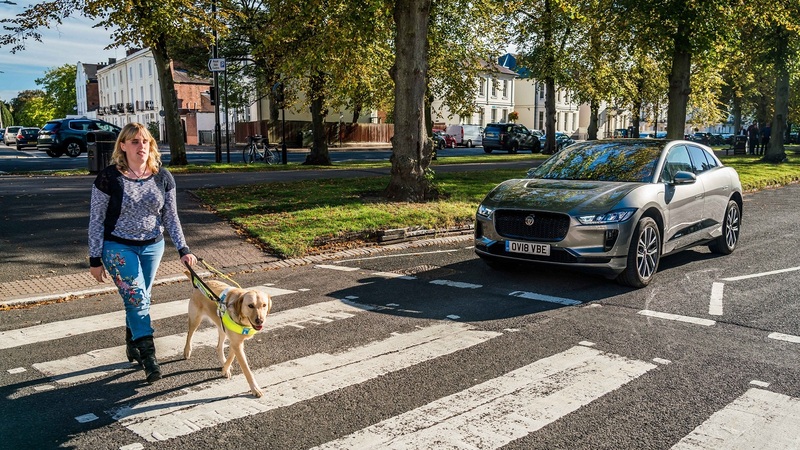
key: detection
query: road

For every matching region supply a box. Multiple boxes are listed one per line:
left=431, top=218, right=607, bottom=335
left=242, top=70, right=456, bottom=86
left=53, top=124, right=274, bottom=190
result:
left=1, top=145, right=798, bottom=448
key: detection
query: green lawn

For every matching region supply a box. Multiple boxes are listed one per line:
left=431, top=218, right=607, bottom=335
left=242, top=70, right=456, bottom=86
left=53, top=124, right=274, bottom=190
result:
left=193, top=147, right=800, bottom=258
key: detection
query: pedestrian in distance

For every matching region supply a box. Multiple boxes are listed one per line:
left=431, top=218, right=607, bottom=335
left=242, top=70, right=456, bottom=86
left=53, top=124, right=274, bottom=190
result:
left=88, top=122, right=197, bottom=383
left=759, top=123, right=771, bottom=156
left=747, top=122, right=759, bottom=155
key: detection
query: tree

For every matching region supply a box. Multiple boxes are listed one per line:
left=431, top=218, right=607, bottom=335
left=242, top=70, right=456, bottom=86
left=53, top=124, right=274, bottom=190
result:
left=1, top=0, right=222, bottom=166
left=386, top=0, right=438, bottom=201
left=36, top=64, right=77, bottom=119
left=10, top=90, right=55, bottom=127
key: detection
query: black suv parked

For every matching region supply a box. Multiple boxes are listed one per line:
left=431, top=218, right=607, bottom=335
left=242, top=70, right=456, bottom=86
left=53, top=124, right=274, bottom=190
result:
left=37, top=118, right=121, bottom=157
left=481, top=123, right=541, bottom=154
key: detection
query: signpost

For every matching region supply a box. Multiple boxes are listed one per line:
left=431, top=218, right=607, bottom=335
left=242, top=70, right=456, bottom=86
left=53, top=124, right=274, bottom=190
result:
left=208, top=58, right=226, bottom=72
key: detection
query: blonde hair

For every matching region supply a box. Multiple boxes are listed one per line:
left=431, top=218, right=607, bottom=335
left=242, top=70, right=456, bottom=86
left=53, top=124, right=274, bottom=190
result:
left=112, top=122, right=162, bottom=174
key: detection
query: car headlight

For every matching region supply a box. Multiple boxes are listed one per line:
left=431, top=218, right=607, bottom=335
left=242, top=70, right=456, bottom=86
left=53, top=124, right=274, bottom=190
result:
left=476, top=204, right=495, bottom=219
left=577, top=208, right=636, bottom=225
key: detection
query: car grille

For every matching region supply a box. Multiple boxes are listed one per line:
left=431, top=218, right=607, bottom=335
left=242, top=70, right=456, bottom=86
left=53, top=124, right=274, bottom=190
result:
left=494, top=210, right=570, bottom=241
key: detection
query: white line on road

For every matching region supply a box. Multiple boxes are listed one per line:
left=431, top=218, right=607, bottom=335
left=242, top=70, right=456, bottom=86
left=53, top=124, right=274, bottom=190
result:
left=0, top=285, right=296, bottom=350
left=721, top=265, right=800, bottom=282
left=112, top=322, right=502, bottom=442
left=671, top=389, right=800, bottom=449
left=509, top=291, right=581, bottom=306
left=709, top=282, right=725, bottom=316
left=31, top=300, right=371, bottom=385
left=315, top=264, right=360, bottom=271
left=311, top=345, right=656, bottom=449
left=638, top=310, right=716, bottom=326
left=430, top=279, right=482, bottom=289
left=767, top=332, right=800, bottom=344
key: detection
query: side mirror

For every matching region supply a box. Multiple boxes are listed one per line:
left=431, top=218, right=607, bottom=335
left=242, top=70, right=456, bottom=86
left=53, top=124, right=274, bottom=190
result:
left=671, top=170, right=697, bottom=185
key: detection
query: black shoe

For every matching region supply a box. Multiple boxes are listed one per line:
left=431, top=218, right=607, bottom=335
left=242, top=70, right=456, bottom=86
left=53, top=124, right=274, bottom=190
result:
left=125, top=327, right=143, bottom=366
left=134, top=336, right=162, bottom=383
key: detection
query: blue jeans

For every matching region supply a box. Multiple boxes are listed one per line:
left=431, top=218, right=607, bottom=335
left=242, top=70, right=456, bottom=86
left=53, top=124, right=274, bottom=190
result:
left=102, top=240, right=165, bottom=341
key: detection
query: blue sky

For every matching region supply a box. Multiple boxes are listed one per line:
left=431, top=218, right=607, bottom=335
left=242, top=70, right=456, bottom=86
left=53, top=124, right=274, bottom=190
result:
left=1, top=6, right=120, bottom=102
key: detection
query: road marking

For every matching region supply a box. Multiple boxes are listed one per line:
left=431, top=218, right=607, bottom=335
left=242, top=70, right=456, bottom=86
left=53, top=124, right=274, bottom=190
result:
left=767, top=332, right=800, bottom=344
left=32, top=300, right=373, bottom=385
left=671, top=388, right=800, bottom=449
left=315, top=264, right=359, bottom=271
left=312, top=345, right=656, bottom=449
left=430, top=280, right=482, bottom=289
left=0, top=285, right=295, bottom=350
left=750, top=380, right=770, bottom=388
left=372, top=272, right=417, bottom=280
left=112, top=322, right=501, bottom=442
left=509, top=291, right=581, bottom=306
left=336, top=249, right=460, bottom=263
left=709, top=282, right=724, bottom=315
left=721, top=265, right=800, bottom=282
left=638, top=310, right=716, bottom=326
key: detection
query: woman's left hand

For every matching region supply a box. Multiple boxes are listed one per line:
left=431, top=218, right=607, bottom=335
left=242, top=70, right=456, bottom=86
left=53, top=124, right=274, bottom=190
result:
left=181, top=253, right=198, bottom=267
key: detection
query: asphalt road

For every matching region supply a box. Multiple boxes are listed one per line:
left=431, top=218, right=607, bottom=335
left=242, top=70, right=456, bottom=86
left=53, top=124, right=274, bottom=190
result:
left=1, top=145, right=798, bottom=448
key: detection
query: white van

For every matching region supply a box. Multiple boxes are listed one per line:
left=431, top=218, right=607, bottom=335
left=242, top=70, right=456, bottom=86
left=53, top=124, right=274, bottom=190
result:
left=446, top=124, right=483, bottom=148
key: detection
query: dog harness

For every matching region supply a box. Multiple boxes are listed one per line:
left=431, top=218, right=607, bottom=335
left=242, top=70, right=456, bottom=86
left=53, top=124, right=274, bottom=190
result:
left=187, top=263, right=260, bottom=336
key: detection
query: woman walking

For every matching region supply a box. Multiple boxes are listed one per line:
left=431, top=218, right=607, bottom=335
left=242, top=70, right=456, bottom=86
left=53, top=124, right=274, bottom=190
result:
left=88, top=122, right=197, bottom=383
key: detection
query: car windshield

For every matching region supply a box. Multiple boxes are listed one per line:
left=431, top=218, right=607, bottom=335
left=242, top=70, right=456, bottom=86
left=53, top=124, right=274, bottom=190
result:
left=528, top=140, right=663, bottom=182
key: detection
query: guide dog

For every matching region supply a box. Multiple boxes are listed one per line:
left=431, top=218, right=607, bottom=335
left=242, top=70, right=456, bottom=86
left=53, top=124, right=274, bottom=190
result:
left=183, top=275, right=272, bottom=397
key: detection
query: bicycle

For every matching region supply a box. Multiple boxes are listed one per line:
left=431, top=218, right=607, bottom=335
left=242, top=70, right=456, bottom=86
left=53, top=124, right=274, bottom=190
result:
left=243, top=135, right=279, bottom=164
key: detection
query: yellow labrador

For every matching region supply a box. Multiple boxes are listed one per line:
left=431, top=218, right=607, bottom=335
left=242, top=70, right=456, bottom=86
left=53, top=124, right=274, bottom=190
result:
left=183, top=276, right=272, bottom=397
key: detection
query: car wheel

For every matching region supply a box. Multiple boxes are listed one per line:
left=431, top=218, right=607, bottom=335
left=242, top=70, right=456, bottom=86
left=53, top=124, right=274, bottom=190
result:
left=709, top=200, right=740, bottom=255
left=16, top=145, right=22, bottom=151
left=483, top=147, right=493, bottom=154
left=510, top=143, right=519, bottom=154
left=45, top=148, right=64, bottom=158
left=466, top=139, right=473, bottom=148
left=65, top=141, right=84, bottom=157
left=617, top=216, right=660, bottom=288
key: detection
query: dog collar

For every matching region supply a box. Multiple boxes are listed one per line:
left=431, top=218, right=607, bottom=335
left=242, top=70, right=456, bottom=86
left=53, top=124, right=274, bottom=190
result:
left=221, top=310, right=259, bottom=335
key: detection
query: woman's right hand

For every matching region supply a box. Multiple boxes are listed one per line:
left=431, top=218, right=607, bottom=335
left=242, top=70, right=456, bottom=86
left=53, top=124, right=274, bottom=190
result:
left=90, top=266, right=107, bottom=283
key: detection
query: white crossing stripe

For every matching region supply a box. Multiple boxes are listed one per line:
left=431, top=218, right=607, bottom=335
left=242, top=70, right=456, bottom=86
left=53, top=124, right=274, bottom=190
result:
left=509, top=291, right=581, bottom=306
left=430, top=280, right=482, bottom=289
left=709, top=282, right=724, bottom=315
left=32, top=300, right=373, bottom=385
left=768, top=332, right=800, bottom=344
left=315, top=264, right=360, bottom=271
left=312, top=345, right=656, bottom=449
left=672, top=388, right=800, bottom=449
left=0, top=286, right=295, bottom=350
left=638, top=310, right=716, bottom=326
left=112, top=322, right=501, bottom=442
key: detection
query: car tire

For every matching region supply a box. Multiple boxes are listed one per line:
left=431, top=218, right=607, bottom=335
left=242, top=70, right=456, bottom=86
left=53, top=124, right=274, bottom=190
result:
left=709, top=200, right=740, bottom=255
left=65, top=141, right=84, bottom=157
left=484, top=147, right=493, bottom=154
left=466, top=139, right=473, bottom=148
left=45, top=148, right=64, bottom=158
left=16, top=145, right=22, bottom=151
left=616, top=216, right=660, bottom=288
left=510, top=143, right=519, bottom=154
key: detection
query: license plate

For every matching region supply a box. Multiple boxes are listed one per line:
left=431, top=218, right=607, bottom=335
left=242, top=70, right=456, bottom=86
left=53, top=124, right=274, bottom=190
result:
left=505, top=240, right=550, bottom=256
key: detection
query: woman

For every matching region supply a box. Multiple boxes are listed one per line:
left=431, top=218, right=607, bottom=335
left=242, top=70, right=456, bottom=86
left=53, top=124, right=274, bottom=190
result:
left=88, top=122, right=197, bottom=383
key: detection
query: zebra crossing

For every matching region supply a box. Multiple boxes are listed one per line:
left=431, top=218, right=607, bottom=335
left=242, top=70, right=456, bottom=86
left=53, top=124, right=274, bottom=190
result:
left=2, top=269, right=799, bottom=449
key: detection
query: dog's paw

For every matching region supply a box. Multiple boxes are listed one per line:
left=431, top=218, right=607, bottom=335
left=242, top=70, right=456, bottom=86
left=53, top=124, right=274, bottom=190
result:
left=222, top=367, right=232, bottom=379
left=251, top=386, right=264, bottom=398
left=183, top=349, right=191, bottom=360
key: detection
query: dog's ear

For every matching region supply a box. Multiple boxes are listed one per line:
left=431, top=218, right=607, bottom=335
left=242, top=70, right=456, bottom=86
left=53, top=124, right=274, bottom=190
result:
left=265, top=294, right=273, bottom=315
left=229, top=291, right=245, bottom=320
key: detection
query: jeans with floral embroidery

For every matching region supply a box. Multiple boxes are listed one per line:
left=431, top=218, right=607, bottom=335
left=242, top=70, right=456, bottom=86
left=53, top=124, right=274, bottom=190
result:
left=102, top=240, right=165, bottom=341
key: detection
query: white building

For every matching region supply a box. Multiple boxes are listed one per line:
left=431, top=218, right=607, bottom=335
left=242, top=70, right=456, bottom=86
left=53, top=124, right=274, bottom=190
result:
left=430, top=63, right=518, bottom=128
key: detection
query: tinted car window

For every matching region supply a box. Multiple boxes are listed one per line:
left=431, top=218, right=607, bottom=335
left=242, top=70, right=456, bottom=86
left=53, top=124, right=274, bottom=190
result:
left=661, top=146, right=693, bottom=181
left=687, top=145, right=716, bottom=173
left=42, top=122, right=61, bottom=131
left=529, top=141, right=662, bottom=182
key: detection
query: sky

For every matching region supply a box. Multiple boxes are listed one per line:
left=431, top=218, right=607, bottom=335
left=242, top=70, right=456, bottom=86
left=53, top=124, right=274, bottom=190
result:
left=1, top=4, right=120, bottom=102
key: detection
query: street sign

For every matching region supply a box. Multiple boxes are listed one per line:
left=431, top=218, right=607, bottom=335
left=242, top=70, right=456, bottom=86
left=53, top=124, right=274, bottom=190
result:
left=208, top=58, right=226, bottom=72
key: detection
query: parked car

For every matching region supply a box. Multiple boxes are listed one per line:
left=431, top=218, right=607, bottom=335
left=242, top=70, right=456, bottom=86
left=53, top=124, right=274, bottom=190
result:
left=445, top=124, right=483, bottom=148
left=37, top=118, right=121, bottom=158
left=474, top=139, right=742, bottom=288
left=538, top=132, right=575, bottom=153
left=482, top=123, right=541, bottom=154
left=432, top=130, right=456, bottom=149
left=4, top=126, right=22, bottom=145
left=15, top=127, right=40, bottom=150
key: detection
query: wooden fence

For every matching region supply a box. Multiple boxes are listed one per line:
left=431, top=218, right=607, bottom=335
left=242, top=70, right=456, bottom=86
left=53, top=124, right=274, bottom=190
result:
left=234, top=121, right=394, bottom=147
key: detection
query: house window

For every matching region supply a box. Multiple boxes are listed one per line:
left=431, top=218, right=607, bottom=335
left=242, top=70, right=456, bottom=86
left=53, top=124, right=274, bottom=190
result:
left=148, top=61, right=153, bottom=77
left=479, top=78, right=486, bottom=97
left=479, top=110, right=485, bottom=127
left=502, top=109, right=508, bottom=122
left=491, top=81, right=497, bottom=97
left=491, top=108, right=497, bottom=122
left=502, top=80, right=508, bottom=98
left=129, top=67, right=133, bottom=82
left=538, top=111, right=544, bottom=130
left=139, top=63, right=143, bottom=79
left=539, top=84, right=545, bottom=99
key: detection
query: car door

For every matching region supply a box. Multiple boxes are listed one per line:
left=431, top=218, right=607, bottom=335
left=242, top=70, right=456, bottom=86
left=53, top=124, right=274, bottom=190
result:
left=660, top=144, right=706, bottom=252
left=687, top=145, right=729, bottom=236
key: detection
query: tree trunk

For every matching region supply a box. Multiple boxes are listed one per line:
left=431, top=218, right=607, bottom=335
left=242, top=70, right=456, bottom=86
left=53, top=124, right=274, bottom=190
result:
left=631, top=74, right=644, bottom=138
left=304, top=72, right=332, bottom=165
left=543, top=77, right=557, bottom=153
left=666, top=22, right=691, bottom=140
left=765, top=26, right=788, bottom=163
left=152, top=37, right=187, bottom=166
left=587, top=98, right=599, bottom=140
left=385, top=0, right=436, bottom=202
left=732, top=95, right=742, bottom=135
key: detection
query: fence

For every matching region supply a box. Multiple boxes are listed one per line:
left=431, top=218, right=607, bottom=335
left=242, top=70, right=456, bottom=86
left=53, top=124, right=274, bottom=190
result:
left=234, top=121, right=394, bottom=147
